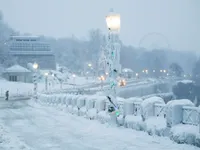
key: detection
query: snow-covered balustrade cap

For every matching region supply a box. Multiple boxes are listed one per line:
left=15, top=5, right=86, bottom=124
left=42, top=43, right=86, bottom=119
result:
left=77, top=96, right=85, bottom=108
left=127, top=97, right=143, bottom=103
left=85, top=96, right=95, bottom=109
left=123, top=99, right=135, bottom=116
left=95, top=97, right=106, bottom=111
left=166, top=99, right=194, bottom=127
left=141, top=96, right=165, bottom=120
left=66, top=95, right=72, bottom=105
left=71, top=95, right=79, bottom=106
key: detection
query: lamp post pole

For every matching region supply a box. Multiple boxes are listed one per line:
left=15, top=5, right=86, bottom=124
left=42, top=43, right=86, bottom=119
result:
left=33, top=63, right=38, bottom=100
left=44, top=72, right=48, bottom=91
left=105, top=9, right=121, bottom=125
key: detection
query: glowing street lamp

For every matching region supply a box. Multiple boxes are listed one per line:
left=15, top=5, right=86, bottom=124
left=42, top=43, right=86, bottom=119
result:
left=106, top=11, right=120, bottom=32
left=105, top=9, right=121, bottom=124
left=99, top=75, right=105, bottom=90
left=88, top=63, right=92, bottom=67
left=33, top=62, right=38, bottom=70
left=145, top=69, right=148, bottom=74
left=136, top=73, right=139, bottom=78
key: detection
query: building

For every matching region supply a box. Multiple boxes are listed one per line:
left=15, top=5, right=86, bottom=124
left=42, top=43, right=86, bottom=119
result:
left=2, top=64, right=32, bottom=83
left=9, top=36, right=56, bottom=69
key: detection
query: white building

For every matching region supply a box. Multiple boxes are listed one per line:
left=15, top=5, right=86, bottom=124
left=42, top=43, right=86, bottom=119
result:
left=2, top=64, right=32, bottom=83
left=9, top=36, right=56, bottom=69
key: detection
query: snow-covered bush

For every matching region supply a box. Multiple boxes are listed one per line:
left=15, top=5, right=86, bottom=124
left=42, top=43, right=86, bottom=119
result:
left=97, top=111, right=110, bottom=124
left=141, top=96, right=165, bottom=121
left=170, top=124, right=197, bottom=145
left=166, top=99, right=194, bottom=127
left=145, top=117, right=169, bottom=136
left=86, top=96, right=97, bottom=119
left=124, top=115, right=145, bottom=131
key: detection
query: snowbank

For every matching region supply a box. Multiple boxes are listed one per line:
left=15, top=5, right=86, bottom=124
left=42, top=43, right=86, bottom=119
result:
left=141, top=96, right=165, bottom=120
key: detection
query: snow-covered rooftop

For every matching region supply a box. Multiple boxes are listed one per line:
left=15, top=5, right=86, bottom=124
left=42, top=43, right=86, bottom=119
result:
left=177, top=80, right=193, bottom=84
left=4, top=65, right=31, bottom=73
left=122, top=68, right=133, bottom=73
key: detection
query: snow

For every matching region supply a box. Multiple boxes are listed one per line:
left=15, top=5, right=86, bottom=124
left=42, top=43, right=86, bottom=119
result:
left=77, top=96, right=86, bottom=108
left=0, top=94, right=200, bottom=149
left=123, top=100, right=134, bottom=116
left=177, top=80, right=193, bottom=84
left=145, top=117, right=168, bottom=136
left=0, top=80, right=72, bottom=97
left=95, top=97, right=106, bottom=112
left=0, top=124, right=31, bottom=150
left=124, top=115, right=145, bottom=131
left=141, top=96, right=165, bottom=120
left=166, top=99, right=194, bottom=127
left=3, top=64, right=31, bottom=73
left=170, top=124, right=198, bottom=145
left=122, top=68, right=133, bottom=72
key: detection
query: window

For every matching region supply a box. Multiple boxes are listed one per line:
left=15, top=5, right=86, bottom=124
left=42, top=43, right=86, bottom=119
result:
left=9, top=76, right=17, bottom=82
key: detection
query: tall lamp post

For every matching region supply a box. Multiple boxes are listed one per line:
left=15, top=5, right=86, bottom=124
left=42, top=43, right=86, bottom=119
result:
left=44, top=72, right=48, bottom=91
left=33, top=62, right=38, bottom=100
left=105, top=10, right=121, bottom=117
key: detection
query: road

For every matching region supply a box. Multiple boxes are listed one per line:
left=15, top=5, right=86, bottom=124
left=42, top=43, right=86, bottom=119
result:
left=0, top=99, right=197, bottom=150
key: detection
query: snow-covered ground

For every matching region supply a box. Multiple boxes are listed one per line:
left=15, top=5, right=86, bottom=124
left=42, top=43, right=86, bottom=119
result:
left=0, top=99, right=198, bottom=150
left=0, top=76, right=96, bottom=97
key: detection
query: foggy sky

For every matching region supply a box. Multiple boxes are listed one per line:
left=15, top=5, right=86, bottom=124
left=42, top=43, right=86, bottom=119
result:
left=0, top=0, right=199, bottom=51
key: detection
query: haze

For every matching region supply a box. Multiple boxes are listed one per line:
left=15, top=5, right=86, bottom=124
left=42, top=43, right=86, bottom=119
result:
left=0, top=0, right=199, bottom=51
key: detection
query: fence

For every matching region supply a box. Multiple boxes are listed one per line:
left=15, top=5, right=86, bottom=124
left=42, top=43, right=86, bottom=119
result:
left=182, top=106, right=199, bottom=125
left=38, top=94, right=200, bottom=134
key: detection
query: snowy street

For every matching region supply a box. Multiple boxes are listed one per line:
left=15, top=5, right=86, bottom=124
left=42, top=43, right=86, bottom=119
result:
left=0, top=99, right=198, bottom=150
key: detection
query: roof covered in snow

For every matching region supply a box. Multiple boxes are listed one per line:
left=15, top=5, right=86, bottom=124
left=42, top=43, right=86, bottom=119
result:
left=122, top=68, right=133, bottom=73
left=177, top=80, right=193, bottom=84
left=4, top=65, right=31, bottom=73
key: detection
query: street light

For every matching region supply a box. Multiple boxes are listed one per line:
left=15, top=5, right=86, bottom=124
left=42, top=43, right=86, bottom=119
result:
left=136, top=73, right=139, bottom=78
left=44, top=72, right=48, bottom=91
left=105, top=9, right=121, bottom=121
left=72, top=74, right=76, bottom=88
left=33, top=62, right=38, bottom=100
left=88, top=63, right=92, bottom=67
left=99, top=75, right=105, bottom=90
left=145, top=69, right=148, bottom=74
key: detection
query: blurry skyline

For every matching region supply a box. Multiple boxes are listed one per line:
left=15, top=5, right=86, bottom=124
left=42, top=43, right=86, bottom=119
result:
left=0, top=0, right=199, bottom=51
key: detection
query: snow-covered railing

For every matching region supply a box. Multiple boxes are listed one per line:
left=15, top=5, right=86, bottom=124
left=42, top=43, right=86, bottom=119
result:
left=37, top=94, right=200, bottom=129
left=154, top=103, right=166, bottom=117
left=37, top=94, right=200, bottom=147
left=118, top=101, right=124, bottom=115
left=133, top=101, right=141, bottom=116
left=182, top=106, right=199, bottom=125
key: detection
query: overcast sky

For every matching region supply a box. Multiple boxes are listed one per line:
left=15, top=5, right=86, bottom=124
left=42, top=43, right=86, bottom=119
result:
left=0, top=0, right=199, bottom=51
